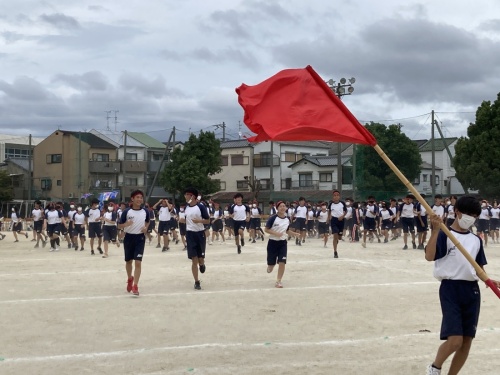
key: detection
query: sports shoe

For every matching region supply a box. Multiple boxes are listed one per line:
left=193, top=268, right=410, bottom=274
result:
left=302, top=239, right=305, bottom=243
left=252, top=239, right=256, bottom=243
left=378, top=238, right=381, bottom=243
left=126, top=276, right=134, bottom=292
left=91, top=250, right=95, bottom=255
left=403, top=245, right=408, bottom=250
left=34, top=243, right=39, bottom=248
left=241, top=238, right=245, bottom=247
left=25, top=232, right=28, bottom=238
left=1, top=234, right=5, bottom=240
left=162, top=247, right=167, bottom=252
left=68, top=243, right=72, bottom=249
left=297, top=241, right=302, bottom=246
left=175, top=239, right=179, bottom=245
left=55, top=246, right=60, bottom=252
left=237, top=245, right=241, bottom=254
left=156, top=244, right=161, bottom=248
left=418, top=244, right=425, bottom=250
left=80, top=247, right=85, bottom=251
left=334, top=251, right=338, bottom=258
left=98, top=247, right=103, bottom=254
left=361, top=242, right=366, bottom=248
left=426, top=364, right=441, bottom=375
left=183, top=246, right=187, bottom=251
left=194, top=281, right=201, bottom=290
left=261, top=236, right=264, bottom=241
left=42, top=240, right=47, bottom=248
left=275, top=281, right=283, bottom=288
left=384, top=239, right=388, bottom=243
left=412, top=242, right=417, bottom=249
left=49, top=248, right=55, bottom=252
left=208, top=241, right=213, bottom=245
left=199, top=264, right=206, bottom=274
left=132, top=284, right=139, bottom=296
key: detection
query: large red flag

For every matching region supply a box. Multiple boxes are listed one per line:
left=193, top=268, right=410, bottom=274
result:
left=236, top=65, right=376, bottom=146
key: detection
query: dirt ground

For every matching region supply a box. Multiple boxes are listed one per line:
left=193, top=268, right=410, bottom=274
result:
left=1, top=232, right=500, bottom=375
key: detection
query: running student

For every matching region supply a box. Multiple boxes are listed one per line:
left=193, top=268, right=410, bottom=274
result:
left=85, top=199, right=103, bottom=255
left=398, top=194, right=417, bottom=250
left=102, top=202, right=120, bottom=258
left=425, top=195, right=500, bottom=375
left=264, top=201, right=299, bottom=288
left=73, top=206, right=86, bottom=251
left=11, top=206, right=29, bottom=242
left=361, top=196, right=380, bottom=248
left=316, top=203, right=329, bottom=247
left=118, top=190, right=149, bottom=297
left=183, top=188, right=210, bottom=290
left=293, top=197, right=308, bottom=245
left=229, top=193, right=250, bottom=254
left=32, top=200, right=47, bottom=248
left=327, top=190, right=347, bottom=258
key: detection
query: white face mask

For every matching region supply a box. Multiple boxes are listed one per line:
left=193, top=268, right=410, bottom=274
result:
left=70, top=205, right=75, bottom=209
left=445, top=201, right=450, bottom=205
left=11, top=208, right=15, bottom=212
left=252, top=204, right=256, bottom=208
left=458, top=213, right=476, bottom=230
left=481, top=203, right=487, bottom=208
left=77, top=208, right=82, bottom=212
left=345, top=201, right=350, bottom=206
left=108, top=206, right=114, bottom=212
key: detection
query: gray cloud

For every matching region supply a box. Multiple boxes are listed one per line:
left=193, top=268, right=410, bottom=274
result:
left=118, top=73, right=170, bottom=99
left=39, top=13, right=81, bottom=30
left=0, top=76, right=55, bottom=101
left=52, top=71, right=109, bottom=91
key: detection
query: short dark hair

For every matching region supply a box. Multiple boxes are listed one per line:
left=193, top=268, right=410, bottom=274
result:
left=184, top=187, right=198, bottom=197
left=91, top=198, right=99, bottom=204
left=455, top=195, right=481, bottom=216
left=233, top=193, right=243, bottom=199
left=269, top=201, right=274, bottom=205
left=435, top=194, right=443, bottom=199
left=130, top=190, right=144, bottom=198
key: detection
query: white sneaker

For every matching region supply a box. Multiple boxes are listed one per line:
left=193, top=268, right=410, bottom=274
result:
left=49, top=248, right=55, bottom=252
left=55, top=246, right=60, bottom=251
left=426, top=364, right=441, bottom=375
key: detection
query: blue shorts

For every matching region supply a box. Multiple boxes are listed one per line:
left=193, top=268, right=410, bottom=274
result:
left=416, top=216, right=428, bottom=233
left=186, top=231, right=206, bottom=259
left=250, top=217, right=261, bottom=230
left=401, top=217, right=415, bottom=233
left=233, top=220, right=247, bottom=234
left=47, top=223, right=60, bottom=237
left=158, top=220, right=170, bottom=235
left=318, top=222, right=329, bottom=235
left=330, top=217, right=345, bottom=235
left=363, top=217, right=376, bottom=231
left=123, top=233, right=146, bottom=261
left=88, top=223, right=102, bottom=238
left=439, top=280, right=480, bottom=340
left=33, top=220, right=44, bottom=233
left=477, top=219, right=489, bottom=233
left=267, top=239, right=287, bottom=265
left=381, top=219, right=393, bottom=230
left=295, top=217, right=307, bottom=231
left=103, top=225, right=117, bottom=242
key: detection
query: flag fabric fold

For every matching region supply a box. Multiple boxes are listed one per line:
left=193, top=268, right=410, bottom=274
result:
left=236, top=65, right=376, bottom=146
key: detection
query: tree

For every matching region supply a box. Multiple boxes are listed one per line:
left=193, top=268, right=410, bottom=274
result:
left=454, top=93, right=500, bottom=198
left=160, top=131, right=222, bottom=199
left=355, top=123, right=422, bottom=199
left=0, top=170, right=14, bottom=202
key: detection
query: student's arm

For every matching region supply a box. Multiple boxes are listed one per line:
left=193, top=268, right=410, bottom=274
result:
left=425, top=214, right=442, bottom=261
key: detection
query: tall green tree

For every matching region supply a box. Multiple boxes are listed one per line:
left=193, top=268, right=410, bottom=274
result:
left=454, top=93, right=500, bottom=198
left=355, top=123, right=422, bottom=198
left=0, top=170, right=14, bottom=202
left=160, top=131, right=222, bottom=198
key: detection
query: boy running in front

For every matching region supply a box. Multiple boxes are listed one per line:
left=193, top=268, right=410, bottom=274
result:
left=117, top=190, right=149, bottom=297
left=425, top=195, right=500, bottom=375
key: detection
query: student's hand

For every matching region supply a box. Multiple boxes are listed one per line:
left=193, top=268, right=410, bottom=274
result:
left=428, top=214, right=442, bottom=228
left=486, top=279, right=500, bottom=289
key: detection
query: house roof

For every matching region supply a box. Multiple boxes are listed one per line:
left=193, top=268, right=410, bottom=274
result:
left=419, top=137, right=457, bottom=152
left=421, top=161, right=442, bottom=170
left=273, top=140, right=332, bottom=149
left=220, top=140, right=253, bottom=149
left=413, top=139, right=428, bottom=148
left=5, top=157, right=30, bottom=171
left=127, top=132, right=167, bottom=149
left=0, top=134, right=45, bottom=145
left=90, top=130, right=144, bottom=148
left=62, top=131, right=116, bottom=149
left=288, top=155, right=350, bottom=168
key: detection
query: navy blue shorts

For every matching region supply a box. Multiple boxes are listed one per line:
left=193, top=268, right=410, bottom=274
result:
left=74, top=224, right=86, bottom=238
left=267, top=239, right=287, bottom=265
left=318, top=222, right=329, bottom=235
left=212, top=219, right=223, bottom=232
left=477, top=219, right=489, bottom=233
left=363, top=217, right=376, bottom=231
left=490, top=218, right=500, bottom=231
left=47, top=223, right=60, bottom=237
left=416, top=216, right=428, bottom=233
left=381, top=219, right=393, bottom=230
left=158, top=220, right=170, bottom=235
left=88, top=223, right=102, bottom=238
left=330, top=217, right=345, bottom=235
left=179, top=223, right=186, bottom=236
left=186, top=231, right=206, bottom=259
left=147, top=220, right=156, bottom=233
left=103, top=225, right=117, bottom=242
left=123, top=233, right=146, bottom=262
left=401, top=217, right=415, bottom=233
left=295, top=217, right=307, bottom=231
left=33, top=220, right=44, bottom=233
left=250, top=217, right=261, bottom=230
left=439, top=280, right=480, bottom=340
left=233, top=220, right=247, bottom=234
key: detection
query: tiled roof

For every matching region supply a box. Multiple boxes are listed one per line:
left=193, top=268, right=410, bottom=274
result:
left=288, top=155, right=350, bottom=168
left=220, top=140, right=253, bottom=149
left=421, top=161, right=442, bottom=170
left=62, top=131, right=116, bottom=149
left=274, top=141, right=332, bottom=149
left=90, top=130, right=144, bottom=147
left=413, top=139, right=428, bottom=148
left=128, top=132, right=167, bottom=149
left=419, top=138, right=457, bottom=152
left=5, top=157, right=30, bottom=171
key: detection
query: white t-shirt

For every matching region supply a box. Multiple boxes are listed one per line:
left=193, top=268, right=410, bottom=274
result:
left=158, top=206, right=171, bottom=221
left=400, top=203, right=415, bottom=218
left=230, top=204, right=249, bottom=221
left=185, top=203, right=209, bottom=232
left=265, top=214, right=290, bottom=241
left=120, top=208, right=149, bottom=234
left=329, top=202, right=346, bottom=218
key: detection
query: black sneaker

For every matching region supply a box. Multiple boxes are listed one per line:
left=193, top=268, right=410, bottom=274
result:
left=237, top=245, right=241, bottom=254
left=68, top=243, right=72, bottom=249
left=378, top=238, right=381, bottom=243
left=156, top=244, right=161, bottom=248
left=194, top=281, right=201, bottom=290
left=252, top=239, right=256, bottom=243
left=162, top=247, right=167, bottom=252
left=261, top=236, right=264, bottom=241
left=403, top=245, right=408, bottom=250
left=80, top=247, right=85, bottom=251
left=302, top=239, right=305, bottom=243
left=412, top=242, right=417, bottom=249
left=91, top=250, right=95, bottom=255
left=25, top=232, right=29, bottom=239
left=199, top=264, right=206, bottom=274
left=295, top=238, right=299, bottom=245
left=175, top=239, right=179, bottom=245
left=334, top=251, right=338, bottom=258
left=98, top=247, right=103, bottom=254
left=241, top=238, right=245, bottom=247
left=297, top=242, right=302, bottom=246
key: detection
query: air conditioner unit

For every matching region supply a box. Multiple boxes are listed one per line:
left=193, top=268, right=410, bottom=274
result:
left=68, top=193, right=74, bottom=198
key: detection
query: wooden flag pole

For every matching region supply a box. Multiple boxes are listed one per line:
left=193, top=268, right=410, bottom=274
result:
left=373, top=144, right=500, bottom=298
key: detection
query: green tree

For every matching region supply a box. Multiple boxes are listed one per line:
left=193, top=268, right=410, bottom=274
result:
left=454, top=93, right=500, bottom=198
left=0, top=170, right=14, bottom=202
left=160, top=131, right=222, bottom=199
left=355, top=123, right=422, bottom=198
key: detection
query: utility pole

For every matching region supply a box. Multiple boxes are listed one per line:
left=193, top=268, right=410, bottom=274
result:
left=113, top=110, right=119, bottom=131
left=105, top=111, right=112, bottom=131
left=270, top=141, right=274, bottom=200
left=214, top=122, right=226, bottom=141
left=146, top=127, right=176, bottom=202
left=431, top=110, right=436, bottom=198
left=123, top=130, right=128, bottom=199
left=27, top=134, right=32, bottom=207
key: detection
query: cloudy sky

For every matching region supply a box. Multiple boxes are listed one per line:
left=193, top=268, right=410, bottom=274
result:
left=1, top=0, right=500, bottom=142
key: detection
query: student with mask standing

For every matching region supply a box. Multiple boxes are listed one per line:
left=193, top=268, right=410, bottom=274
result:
left=425, top=196, right=500, bottom=375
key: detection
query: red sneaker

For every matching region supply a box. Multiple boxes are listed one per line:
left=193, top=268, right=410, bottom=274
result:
left=126, top=276, right=134, bottom=293
left=132, top=284, right=139, bottom=296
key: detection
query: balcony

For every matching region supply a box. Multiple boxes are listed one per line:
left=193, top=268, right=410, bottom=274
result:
left=253, top=155, right=280, bottom=167
left=89, top=161, right=121, bottom=173
left=148, top=160, right=165, bottom=173
left=281, top=179, right=320, bottom=190
left=121, top=160, right=147, bottom=173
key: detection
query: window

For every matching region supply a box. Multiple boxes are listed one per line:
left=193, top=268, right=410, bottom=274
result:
left=284, top=152, right=296, bottom=162
left=319, top=172, right=332, bottom=182
left=435, top=176, right=440, bottom=186
left=125, top=153, right=138, bottom=161
left=444, top=180, right=448, bottom=187
left=221, top=155, right=228, bottom=166
left=92, top=153, right=109, bottom=162
left=260, top=179, right=270, bottom=190
left=299, top=173, right=313, bottom=187
left=57, top=180, right=62, bottom=186
left=237, top=180, right=248, bottom=189
left=46, top=154, right=62, bottom=164
left=151, top=153, right=162, bottom=161
left=260, top=153, right=272, bottom=167
left=414, top=175, right=420, bottom=185
left=214, top=180, right=226, bottom=191
left=422, top=174, right=428, bottom=182
left=41, top=178, right=52, bottom=190
left=5, top=148, right=31, bottom=159
left=297, top=153, right=309, bottom=161
left=231, top=154, right=247, bottom=165
left=282, top=178, right=291, bottom=189
left=124, top=177, right=138, bottom=186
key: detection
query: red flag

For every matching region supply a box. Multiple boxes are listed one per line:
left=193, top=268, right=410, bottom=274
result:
left=236, top=65, right=376, bottom=146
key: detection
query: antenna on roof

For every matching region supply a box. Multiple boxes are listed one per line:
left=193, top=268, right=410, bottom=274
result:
left=105, top=111, right=112, bottom=131
left=113, top=110, right=119, bottom=131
